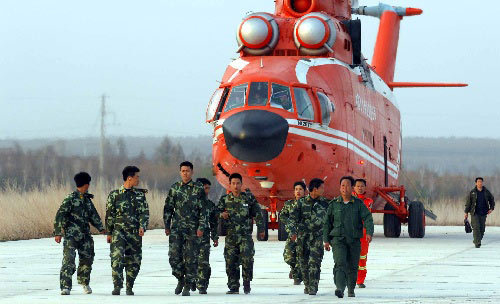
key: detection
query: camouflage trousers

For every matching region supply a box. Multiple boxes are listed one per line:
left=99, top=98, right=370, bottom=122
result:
left=283, top=236, right=301, bottom=280
left=332, top=237, right=361, bottom=292
left=196, top=237, right=212, bottom=289
left=297, top=232, right=324, bottom=292
left=168, top=230, right=200, bottom=286
left=224, top=234, right=254, bottom=290
left=60, top=235, right=95, bottom=290
left=110, top=229, right=142, bottom=289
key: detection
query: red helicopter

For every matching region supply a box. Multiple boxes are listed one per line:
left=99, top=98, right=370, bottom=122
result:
left=206, top=0, right=466, bottom=240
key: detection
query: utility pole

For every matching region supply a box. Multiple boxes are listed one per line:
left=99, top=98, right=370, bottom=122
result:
left=99, top=94, right=107, bottom=176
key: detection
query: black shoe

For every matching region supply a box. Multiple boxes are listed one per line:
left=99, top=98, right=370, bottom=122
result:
left=304, top=287, right=309, bottom=294
left=293, top=279, right=302, bottom=285
left=357, top=283, right=366, bottom=288
left=226, top=288, right=239, bottom=294
left=199, top=288, right=207, bottom=294
left=243, top=281, right=251, bottom=294
left=335, top=289, right=344, bottom=298
left=181, top=286, right=190, bottom=296
left=174, top=279, right=183, bottom=295
left=191, top=282, right=196, bottom=291
left=126, top=288, right=134, bottom=296
left=112, top=287, right=121, bottom=295
left=475, top=244, right=481, bottom=248
left=348, top=290, right=355, bottom=297
left=308, top=289, right=317, bottom=295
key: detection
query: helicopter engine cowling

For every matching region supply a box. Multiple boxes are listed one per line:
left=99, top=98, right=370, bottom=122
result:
left=293, top=12, right=336, bottom=55
left=237, top=13, right=279, bottom=56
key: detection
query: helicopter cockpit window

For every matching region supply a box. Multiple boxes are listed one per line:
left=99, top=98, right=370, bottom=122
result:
left=224, top=83, right=248, bottom=112
left=317, top=91, right=333, bottom=125
left=248, top=82, right=269, bottom=106
left=270, top=83, right=293, bottom=112
left=206, top=88, right=224, bottom=121
left=294, top=88, right=314, bottom=120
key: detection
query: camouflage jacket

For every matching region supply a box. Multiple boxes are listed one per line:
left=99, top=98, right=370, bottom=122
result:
left=105, top=186, right=149, bottom=235
left=204, top=199, right=219, bottom=241
left=323, top=196, right=374, bottom=243
left=163, top=180, right=208, bottom=233
left=287, top=195, right=329, bottom=236
left=54, top=191, right=104, bottom=239
left=280, top=199, right=299, bottom=234
left=218, top=192, right=264, bottom=236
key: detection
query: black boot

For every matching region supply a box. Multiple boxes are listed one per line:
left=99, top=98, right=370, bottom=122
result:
left=199, top=287, right=207, bottom=294
left=243, top=281, right=251, bottom=294
left=181, top=285, right=190, bottom=296
left=335, top=289, right=344, bottom=298
left=111, top=287, right=121, bottom=295
left=126, top=282, right=134, bottom=296
left=226, top=288, right=239, bottom=294
left=191, top=282, right=196, bottom=291
left=174, top=279, right=184, bottom=295
left=348, top=288, right=355, bottom=297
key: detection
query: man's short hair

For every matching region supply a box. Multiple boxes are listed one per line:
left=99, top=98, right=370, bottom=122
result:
left=340, top=176, right=355, bottom=186
left=196, top=178, right=211, bottom=186
left=354, top=178, right=367, bottom=186
left=229, top=173, right=242, bottom=183
left=308, top=178, right=324, bottom=192
left=74, top=172, right=91, bottom=187
left=180, top=161, right=194, bottom=170
left=293, top=181, right=306, bottom=191
left=122, top=166, right=140, bottom=181
left=475, top=177, right=484, bottom=182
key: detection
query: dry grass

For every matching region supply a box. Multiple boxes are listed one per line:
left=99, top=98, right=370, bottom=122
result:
left=0, top=182, right=166, bottom=241
left=1, top=185, right=499, bottom=241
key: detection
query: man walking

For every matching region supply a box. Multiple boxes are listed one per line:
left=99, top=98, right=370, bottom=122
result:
left=323, top=176, right=374, bottom=298
left=195, top=178, right=219, bottom=294
left=54, top=172, right=105, bottom=295
left=465, top=177, right=495, bottom=248
left=164, top=161, right=208, bottom=296
left=280, top=181, right=306, bottom=285
left=218, top=173, right=265, bottom=294
left=106, top=166, right=149, bottom=296
left=353, top=178, right=373, bottom=288
left=288, top=178, right=329, bottom=296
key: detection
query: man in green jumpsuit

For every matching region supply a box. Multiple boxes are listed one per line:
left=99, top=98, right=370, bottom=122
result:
left=288, top=178, right=329, bottom=295
left=280, top=181, right=306, bottom=285
left=164, top=161, right=208, bottom=296
left=218, top=173, right=265, bottom=294
left=106, top=166, right=150, bottom=296
left=54, top=172, right=105, bottom=295
left=323, top=176, right=374, bottom=298
left=465, top=177, right=495, bottom=248
left=195, top=177, right=219, bottom=294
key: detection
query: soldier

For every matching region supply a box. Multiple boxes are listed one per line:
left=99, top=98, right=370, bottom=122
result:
left=218, top=173, right=265, bottom=294
left=106, top=166, right=149, bottom=296
left=323, top=176, right=374, bottom=298
left=195, top=177, right=219, bottom=294
left=288, top=178, right=329, bottom=296
left=465, top=177, right=495, bottom=248
left=54, top=172, right=105, bottom=295
left=353, top=178, right=373, bottom=288
left=164, top=161, right=207, bottom=296
left=280, top=181, right=306, bottom=285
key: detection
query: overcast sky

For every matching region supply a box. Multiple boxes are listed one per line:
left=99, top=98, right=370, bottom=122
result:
left=0, top=0, right=497, bottom=139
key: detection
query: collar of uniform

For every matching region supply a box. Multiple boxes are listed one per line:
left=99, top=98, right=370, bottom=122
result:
left=334, top=196, right=355, bottom=204
left=181, top=180, right=194, bottom=187
left=119, top=185, right=134, bottom=193
left=228, top=192, right=244, bottom=199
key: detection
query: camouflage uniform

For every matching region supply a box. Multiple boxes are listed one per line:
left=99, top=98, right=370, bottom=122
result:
left=323, top=196, right=374, bottom=294
left=196, top=198, right=219, bottom=290
left=164, top=180, right=208, bottom=288
left=105, top=186, right=149, bottom=290
left=218, top=192, right=264, bottom=290
left=54, top=191, right=104, bottom=290
left=280, top=199, right=301, bottom=281
left=288, top=195, right=329, bottom=293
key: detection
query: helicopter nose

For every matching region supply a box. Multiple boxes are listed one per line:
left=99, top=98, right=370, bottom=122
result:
left=223, top=110, right=289, bottom=163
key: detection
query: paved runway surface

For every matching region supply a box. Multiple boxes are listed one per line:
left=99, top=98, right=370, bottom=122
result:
left=1, top=225, right=500, bottom=303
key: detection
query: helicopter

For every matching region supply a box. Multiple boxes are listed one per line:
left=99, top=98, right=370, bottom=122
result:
left=205, top=0, right=466, bottom=240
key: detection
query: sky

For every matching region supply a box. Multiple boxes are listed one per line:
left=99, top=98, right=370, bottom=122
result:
left=0, top=0, right=498, bottom=139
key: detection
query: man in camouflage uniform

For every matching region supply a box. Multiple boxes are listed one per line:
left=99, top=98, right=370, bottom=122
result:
left=195, top=178, right=219, bottom=294
left=54, top=172, right=105, bottom=295
left=280, top=181, right=306, bottom=285
left=218, top=173, right=265, bottom=294
left=323, top=176, right=374, bottom=298
left=164, top=161, right=208, bottom=296
left=288, top=178, right=329, bottom=296
left=106, top=166, right=149, bottom=296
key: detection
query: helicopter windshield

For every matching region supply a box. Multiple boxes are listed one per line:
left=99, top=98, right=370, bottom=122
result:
left=248, top=82, right=269, bottom=106
left=294, top=87, right=314, bottom=120
left=224, top=83, right=248, bottom=112
left=270, top=83, right=293, bottom=112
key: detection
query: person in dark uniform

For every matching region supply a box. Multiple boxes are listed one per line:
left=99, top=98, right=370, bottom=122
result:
left=465, top=177, right=495, bottom=248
